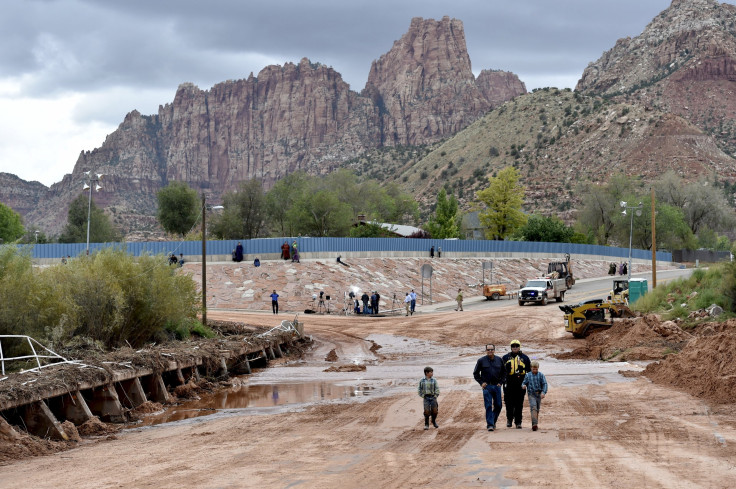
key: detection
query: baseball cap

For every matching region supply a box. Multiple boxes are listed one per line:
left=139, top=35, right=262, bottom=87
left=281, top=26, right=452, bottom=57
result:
left=510, top=339, right=521, bottom=347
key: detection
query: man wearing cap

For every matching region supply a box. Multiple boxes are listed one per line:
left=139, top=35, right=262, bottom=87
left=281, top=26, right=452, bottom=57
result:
left=473, top=344, right=506, bottom=431
left=502, top=339, right=532, bottom=429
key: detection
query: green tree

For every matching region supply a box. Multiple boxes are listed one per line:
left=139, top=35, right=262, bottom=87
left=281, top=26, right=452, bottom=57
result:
left=476, top=166, right=527, bottom=240
left=288, top=189, right=353, bottom=237
left=512, top=214, right=573, bottom=242
left=265, top=172, right=310, bottom=236
left=576, top=174, right=635, bottom=245
left=211, top=179, right=268, bottom=239
left=0, top=202, right=25, bottom=243
left=157, top=181, right=200, bottom=236
left=619, top=196, right=696, bottom=251
left=425, top=188, right=461, bottom=239
left=59, top=194, right=120, bottom=244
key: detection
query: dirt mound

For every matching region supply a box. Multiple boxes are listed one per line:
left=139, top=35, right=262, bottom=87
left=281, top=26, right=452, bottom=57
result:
left=324, top=364, right=367, bottom=373
left=0, top=417, right=72, bottom=464
left=131, top=401, right=164, bottom=414
left=325, top=349, right=339, bottom=362
left=60, top=421, right=81, bottom=442
left=173, top=380, right=202, bottom=400
left=644, top=325, right=736, bottom=405
left=555, top=314, right=692, bottom=361
left=77, top=417, right=119, bottom=437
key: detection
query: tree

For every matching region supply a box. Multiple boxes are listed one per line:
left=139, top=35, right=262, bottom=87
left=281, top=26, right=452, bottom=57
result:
left=475, top=166, right=527, bottom=240
left=265, top=172, right=309, bottom=236
left=0, top=202, right=25, bottom=243
left=512, top=214, right=573, bottom=242
left=59, top=194, right=120, bottom=244
left=157, top=181, right=200, bottom=236
left=288, top=189, right=353, bottom=237
left=425, top=188, right=461, bottom=239
left=211, top=179, right=268, bottom=239
left=576, top=174, right=636, bottom=245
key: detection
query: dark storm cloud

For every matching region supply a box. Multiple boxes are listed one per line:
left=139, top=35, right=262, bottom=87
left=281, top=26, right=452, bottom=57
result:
left=2, top=0, right=721, bottom=110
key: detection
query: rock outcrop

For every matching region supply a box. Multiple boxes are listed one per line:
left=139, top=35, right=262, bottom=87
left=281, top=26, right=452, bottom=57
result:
left=10, top=17, right=525, bottom=237
left=577, top=0, right=736, bottom=156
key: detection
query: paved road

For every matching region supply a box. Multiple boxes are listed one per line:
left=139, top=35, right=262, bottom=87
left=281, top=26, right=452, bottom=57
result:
left=431, top=267, right=694, bottom=313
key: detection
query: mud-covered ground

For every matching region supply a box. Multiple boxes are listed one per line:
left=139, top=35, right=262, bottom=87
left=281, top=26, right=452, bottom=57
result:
left=1, top=304, right=734, bottom=489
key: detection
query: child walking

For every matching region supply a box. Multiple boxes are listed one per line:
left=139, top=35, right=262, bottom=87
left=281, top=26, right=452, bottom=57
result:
left=521, top=360, right=548, bottom=431
left=418, top=366, right=440, bottom=430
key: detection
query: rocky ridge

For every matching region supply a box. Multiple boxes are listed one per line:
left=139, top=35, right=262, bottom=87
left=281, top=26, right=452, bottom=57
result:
left=577, top=0, right=736, bottom=157
left=7, top=17, right=525, bottom=237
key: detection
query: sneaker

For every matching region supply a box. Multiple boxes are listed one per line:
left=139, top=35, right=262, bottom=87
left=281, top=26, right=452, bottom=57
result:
left=532, top=425, right=538, bottom=431
left=432, top=422, right=439, bottom=428
left=516, top=424, right=522, bottom=429
left=424, top=424, right=429, bottom=430
left=506, top=421, right=512, bottom=428
left=487, top=426, right=494, bottom=432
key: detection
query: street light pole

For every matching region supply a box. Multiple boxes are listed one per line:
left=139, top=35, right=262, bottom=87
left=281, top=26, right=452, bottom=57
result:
left=620, top=201, right=643, bottom=281
left=201, top=193, right=207, bottom=326
left=83, top=171, right=103, bottom=255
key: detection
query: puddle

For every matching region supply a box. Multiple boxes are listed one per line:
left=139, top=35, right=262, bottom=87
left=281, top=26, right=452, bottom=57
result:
left=136, top=381, right=373, bottom=427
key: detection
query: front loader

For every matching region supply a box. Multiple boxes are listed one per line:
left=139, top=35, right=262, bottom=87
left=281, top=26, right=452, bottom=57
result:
left=559, top=300, right=635, bottom=338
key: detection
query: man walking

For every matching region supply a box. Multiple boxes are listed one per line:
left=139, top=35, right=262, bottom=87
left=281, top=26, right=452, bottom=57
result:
left=473, top=344, right=506, bottom=431
left=410, top=289, right=417, bottom=315
left=455, top=288, right=464, bottom=311
left=270, top=290, right=279, bottom=314
left=502, top=339, right=531, bottom=428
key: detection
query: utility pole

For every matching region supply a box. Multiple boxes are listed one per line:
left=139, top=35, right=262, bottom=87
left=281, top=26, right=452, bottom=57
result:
left=201, top=193, right=207, bottom=326
left=651, top=187, right=657, bottom=288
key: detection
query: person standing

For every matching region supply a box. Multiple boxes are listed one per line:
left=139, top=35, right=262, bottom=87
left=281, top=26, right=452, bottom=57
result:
left=234, top=242, right=244, bottom=262
left=292, top=240, right=298, bottom=258
left=430, top=245, right=435, bottom=258
left=473, top=344, right=506, bottom=431
left=418, top=366, right=440, bottom=430
left=502, top=339, right=531, bottom=429
left=455, top=288, right=464, bottom=311
left=281, top=241, right=290, bottom=260
left=370, top=291, right=378, bottom=315
left=270, top=290, right=279, bottom=314
left=361, top=291, right=370, bottom=314
left=375, top=291, right=381, bottom=314
left=410, top=289, right=417, bottom=315
left=438, top=246, right=442, bottom=258
left=521, top=361, right=548, bottom=431
left=404, top=292, right=411, bottom=316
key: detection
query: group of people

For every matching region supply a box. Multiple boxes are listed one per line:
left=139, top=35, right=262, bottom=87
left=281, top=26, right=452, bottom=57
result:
left=168, top=252, right=184, bottom=267
left=280, top=241, right=299, bottom=262
left=419, top=340, right=548, bottom=432
left=608, top=262, right=628, bottom=276
left=354, top=290, right=381, bottom=315
left=429, top=245, right=442, bottom=258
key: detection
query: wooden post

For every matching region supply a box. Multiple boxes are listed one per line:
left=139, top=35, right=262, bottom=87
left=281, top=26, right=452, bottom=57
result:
left=651, top=187, right=657, bottom=288
left=201, top=193, right=207, bottom=326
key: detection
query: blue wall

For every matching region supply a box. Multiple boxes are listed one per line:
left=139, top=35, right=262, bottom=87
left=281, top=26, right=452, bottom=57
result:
left=22, top=238, right=672, bottom=262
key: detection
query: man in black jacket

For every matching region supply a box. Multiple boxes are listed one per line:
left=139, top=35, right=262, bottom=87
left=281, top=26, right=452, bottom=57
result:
left=473, top=344, right=506, bottom=431
left=502, top=339, right=531, bottom=429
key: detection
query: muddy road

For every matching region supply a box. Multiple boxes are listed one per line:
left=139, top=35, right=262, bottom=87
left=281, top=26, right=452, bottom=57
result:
left=1, top=306, right=734, bottom=488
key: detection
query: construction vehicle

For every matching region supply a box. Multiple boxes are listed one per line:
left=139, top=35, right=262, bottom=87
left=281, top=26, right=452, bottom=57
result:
left=559, top=300, right=634, bottom=338
left=546, top=253, right=575, bottom=289
left=608, top=279, right=629, bottom=303
left=483, top=283, right=511, bottom=300
left=519, top=278, right=566, bottom=306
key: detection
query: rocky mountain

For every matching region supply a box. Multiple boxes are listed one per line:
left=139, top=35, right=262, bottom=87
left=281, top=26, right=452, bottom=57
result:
left=0, top=173, right=46, bottom=219
left=7, top=16, right=525, bottom=237
left=360, top=87, right=736, bottom=220
left=577, top=0, right=736, bottom=156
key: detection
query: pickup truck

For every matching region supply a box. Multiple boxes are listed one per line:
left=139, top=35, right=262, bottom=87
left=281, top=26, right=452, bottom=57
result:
left=518, top=278, right=567, bottom=306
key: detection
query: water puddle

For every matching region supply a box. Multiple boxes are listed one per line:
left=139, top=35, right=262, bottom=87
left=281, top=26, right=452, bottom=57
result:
left=137, top=381, right=373, bottom=427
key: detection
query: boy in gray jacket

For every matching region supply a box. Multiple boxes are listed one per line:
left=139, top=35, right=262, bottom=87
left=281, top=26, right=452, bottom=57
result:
left=521, top=360, right=548, bottom=431
left=418, top=366, right=440, bottom=430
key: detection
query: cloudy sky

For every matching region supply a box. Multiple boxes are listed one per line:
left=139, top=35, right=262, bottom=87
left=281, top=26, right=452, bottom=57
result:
left=0, top=0, right=704, bottom=186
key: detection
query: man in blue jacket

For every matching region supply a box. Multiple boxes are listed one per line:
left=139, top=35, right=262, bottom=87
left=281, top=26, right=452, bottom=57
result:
left=473, top=344, right=506, bottom=431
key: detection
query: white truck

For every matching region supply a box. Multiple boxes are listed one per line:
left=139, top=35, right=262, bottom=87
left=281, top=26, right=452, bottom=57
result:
left=518, top=278, right=567, bottom=306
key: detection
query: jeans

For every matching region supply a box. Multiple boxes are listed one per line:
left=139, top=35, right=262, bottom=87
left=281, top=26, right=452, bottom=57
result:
left=528, top=392, right=542, bottom=426
left=423, top=396, right=438, bottom=424
left=410, top=299, right=416, bottom=313
left=483, top=385, right=503, bottom=428
left=272, top=300, right=278, bottom=314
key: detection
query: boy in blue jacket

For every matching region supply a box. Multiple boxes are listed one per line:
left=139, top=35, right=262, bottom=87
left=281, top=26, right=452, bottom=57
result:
left=521, top=360, right=548, bottom=431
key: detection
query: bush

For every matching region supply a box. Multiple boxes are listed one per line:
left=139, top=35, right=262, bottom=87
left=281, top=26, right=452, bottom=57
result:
left=0, top=247, right=201, bottom=350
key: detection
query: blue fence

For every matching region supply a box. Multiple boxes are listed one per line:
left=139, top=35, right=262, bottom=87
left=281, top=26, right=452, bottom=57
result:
left=22, top=238, right=672, bottom=262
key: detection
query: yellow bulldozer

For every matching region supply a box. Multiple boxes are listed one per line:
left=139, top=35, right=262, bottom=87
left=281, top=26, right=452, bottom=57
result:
left=559, top=300, right=634, bottom=338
